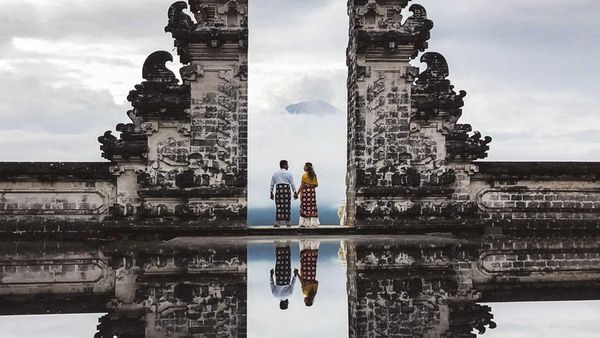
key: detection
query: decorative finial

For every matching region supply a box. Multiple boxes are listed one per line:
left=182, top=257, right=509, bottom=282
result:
left=142, top=51, right=177, bottom=83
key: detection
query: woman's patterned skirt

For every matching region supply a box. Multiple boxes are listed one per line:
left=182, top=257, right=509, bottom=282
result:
left=300, top=184, right=318, bottom=218
left=300, top=240, right=319, bottom=282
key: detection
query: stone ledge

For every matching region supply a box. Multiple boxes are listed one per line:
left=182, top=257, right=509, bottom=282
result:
left=137, top=187, right=246, bottom=198
left=357, top=186, right=455, bottom=198
left=0, top=162, right=114, bottom=181
left=474, top=161, right=600, bottom=181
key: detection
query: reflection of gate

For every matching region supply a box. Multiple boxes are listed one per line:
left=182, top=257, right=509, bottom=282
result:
left=0, top=239, right=248, bottom=337
left=1, top=236, right=600, bottom=337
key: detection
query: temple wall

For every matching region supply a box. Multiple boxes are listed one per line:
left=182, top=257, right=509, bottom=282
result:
left=471, top=162, right=600, bottom=228
left=0, top=163, right=116, bottom=223
left=473, top=236, right=600, bottom=301
left=345, top=235, right=600, bottom=337
left=0, top=239, right=248, bottom=336
left=0, top=241, right=115, bottom=314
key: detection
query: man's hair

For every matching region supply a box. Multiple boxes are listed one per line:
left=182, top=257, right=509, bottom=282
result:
left=279, top=160, right=288, bottom=169
left=280, top=299, right=289, bottom=310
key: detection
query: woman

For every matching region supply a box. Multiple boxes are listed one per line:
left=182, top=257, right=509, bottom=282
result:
left=297, top=162, right=320, bottom=228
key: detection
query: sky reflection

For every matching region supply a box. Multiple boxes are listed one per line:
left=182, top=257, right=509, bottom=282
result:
left=248, top=241, right=348, bottom=338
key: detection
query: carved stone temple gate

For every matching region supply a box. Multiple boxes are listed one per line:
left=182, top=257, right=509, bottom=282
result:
left=0, top=0, right=599, bottom=234
left=343, top=0, right=600, bottom=229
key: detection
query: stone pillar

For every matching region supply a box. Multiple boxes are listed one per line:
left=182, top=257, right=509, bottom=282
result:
left=171, top=0, right=248, bottom=226
left=98, top=0, right=248, bottom=228
left=346, top=0, right=491, bottom=229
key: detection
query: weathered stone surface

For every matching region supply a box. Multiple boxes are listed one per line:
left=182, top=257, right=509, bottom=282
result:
left=1, top=236, right=600, bottom=335
left=343, top=0, right=600, bottom=231
left=0, top=239, right=247, bottom=336
left=346, top=235, right=600, bottom=337
left=0, top=0, right=598, bottom=233
left=345, top=0, right=492, bottom=229
left=470, top=162, right=600, bottom=229
left=0, top=163, right=116, bottom=222
left=412, top=52, right=466, bottom=121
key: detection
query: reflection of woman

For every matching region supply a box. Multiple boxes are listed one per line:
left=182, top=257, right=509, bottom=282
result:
left=298, top=240, right=319, bottom=307
left=297, top=162, right=320, bottom=228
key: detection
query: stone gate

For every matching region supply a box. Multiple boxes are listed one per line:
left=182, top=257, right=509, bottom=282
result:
left=343, top=0, right=600, bottom=229
left=0, top=0, right=598, bottom=233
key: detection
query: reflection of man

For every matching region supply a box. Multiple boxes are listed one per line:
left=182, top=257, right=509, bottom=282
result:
left=270, top=241, right=298, bottom=310
left=270, top=160, right=298, bottom=227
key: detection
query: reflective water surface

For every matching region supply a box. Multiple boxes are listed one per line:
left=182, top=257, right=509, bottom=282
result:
left=1, top=235, right=600, bottom=337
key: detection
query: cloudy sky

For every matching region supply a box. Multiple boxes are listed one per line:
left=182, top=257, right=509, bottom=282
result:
left=1, top=0, right=600, bottom=213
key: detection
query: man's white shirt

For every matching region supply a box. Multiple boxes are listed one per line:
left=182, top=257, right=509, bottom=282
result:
left=270, top=169, right=297, bottom=193
left=270, top=275, right=297, bottom=301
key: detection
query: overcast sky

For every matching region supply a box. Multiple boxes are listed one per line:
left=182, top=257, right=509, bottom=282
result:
left=1, top=0, right=599, bottom=211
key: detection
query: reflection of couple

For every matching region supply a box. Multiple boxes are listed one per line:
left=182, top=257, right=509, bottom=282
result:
left=270, top=240, right=320, bottom=309
left=270, top=160, right=320, bottom=228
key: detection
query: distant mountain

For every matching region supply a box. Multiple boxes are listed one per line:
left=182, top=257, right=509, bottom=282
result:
left=285, top=100, right=340, bottom=116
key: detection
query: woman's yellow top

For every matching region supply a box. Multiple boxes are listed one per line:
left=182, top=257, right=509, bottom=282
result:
left=302, top=172, right=318, bottom=186
left=302, top=281, right=319, bottom=297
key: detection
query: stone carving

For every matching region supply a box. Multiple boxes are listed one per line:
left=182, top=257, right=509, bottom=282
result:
left=93, top=241, right=247, bottom=337
left=142, top=51, right=178, bottom=84
left=169, top=0, right=249, bottom=53
left=403, top=4, right=434, bottom=45
left=412, top=52, right=467, bottom=121
left=98, top=130, right=148, bottom=161
left=99, top=51, right=189, bottom=162
left=180, top=63, right=204, bottom=83
left=157, top=137, right=190, bottom=165
left=447, top=124, right=492, bottom=160
left=165, top=1, right=196, bottom=36
left=190, top=1, right=224, bottom=27
left=448, top=302, right=496, bottom=337
left=354, top=1, right=433, bottom=51
left=127, top=51, right=190, bottom=120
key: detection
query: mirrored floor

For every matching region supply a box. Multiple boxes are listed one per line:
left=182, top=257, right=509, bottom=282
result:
left=1, top=235, right=600, bottom=337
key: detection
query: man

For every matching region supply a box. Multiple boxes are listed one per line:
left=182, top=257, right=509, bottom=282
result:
left=270, top=160, right=298, bottom=227
left=270, top=241, right=298, bottom=310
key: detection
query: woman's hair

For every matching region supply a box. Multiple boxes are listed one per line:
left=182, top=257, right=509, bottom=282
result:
left=305, top=162, right=316, bottom=179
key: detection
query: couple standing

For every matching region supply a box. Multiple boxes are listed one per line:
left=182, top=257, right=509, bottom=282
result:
left=270, top=160, right=320, bottom=228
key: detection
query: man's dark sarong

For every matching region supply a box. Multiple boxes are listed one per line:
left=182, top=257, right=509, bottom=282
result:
left=275, top=183, right=291, bottom=222
left=275, top=244, right=292, bottom=285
